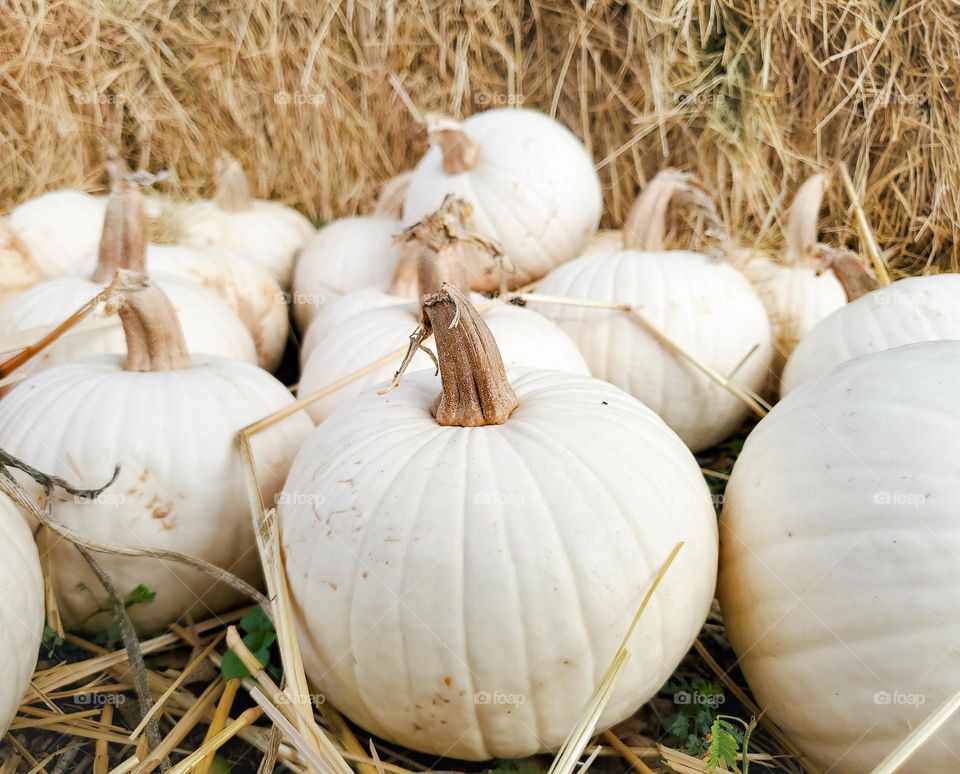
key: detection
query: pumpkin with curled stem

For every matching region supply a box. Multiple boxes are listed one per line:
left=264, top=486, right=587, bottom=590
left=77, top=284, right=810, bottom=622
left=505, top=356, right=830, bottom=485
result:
left=734, top=173, right=869, bottom=377
left=720, top=339, right=960, bottom=772
left=531, top=169, right=773, bottom=452
left=0, top=273, right=311, bottom=633
left=402, top=108, right=603, bottom=291
left=0, top=493, right=44, bottom=737
left=176, top=153, right=314, bottom=287
left=296, top=199, right=589, bottom=423
left=279, top=285, right=718, bottom=759
left=0, top=168, right=256, bottom=378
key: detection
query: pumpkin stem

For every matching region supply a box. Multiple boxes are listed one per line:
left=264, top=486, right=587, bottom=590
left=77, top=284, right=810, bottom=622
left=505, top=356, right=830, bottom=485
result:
left=113, top=270, right=191, bottom=372
left=92, top=164, right=147, bottom=283
left=820, top=248, right=879, bottom=301
left=373, top=170, right=412, bottom=219
left=785, top=173, right=828, bottom=265
left=425, top=114, right=480, bottom=175
left=426, top=284, right=518, bottom=426
left=213, top=153, right=253, bottom=212
left=390, top=197, right=472, bottom=298
left=622, top=170, right=719, bottom=251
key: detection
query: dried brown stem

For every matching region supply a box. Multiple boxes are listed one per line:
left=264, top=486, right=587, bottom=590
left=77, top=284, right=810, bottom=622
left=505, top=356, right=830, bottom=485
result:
left=373, top=171, right=412, bottom=219
left=92, top=181, right=147, bottom=283
left=213, top=153, right=252, bottom=212
left=425, top=114, right=479, bottom=174
left=622, top=169, right=720, bottom=252
left=113, top=271, right=190, bottom=372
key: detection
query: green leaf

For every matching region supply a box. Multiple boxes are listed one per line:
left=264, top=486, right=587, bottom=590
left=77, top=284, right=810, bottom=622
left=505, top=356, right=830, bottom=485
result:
left=704, top=717, right=740, bottom=771
left=240, top=606, right=272, bottom=634
left=126, top=584, right=157, bottom=607
left=220, top=651, right=250, bottom=681
left=42, top=625, right=64, bottom=646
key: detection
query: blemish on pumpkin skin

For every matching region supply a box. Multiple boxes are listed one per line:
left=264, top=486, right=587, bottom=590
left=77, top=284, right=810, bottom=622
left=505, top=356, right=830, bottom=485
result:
left=139, top=469, right=150, bottom=482
left=152, top=504, right=172, bottom=520
left=324, top=580, right=338, bottom=591
left=443, top=676, right=452, bottom=687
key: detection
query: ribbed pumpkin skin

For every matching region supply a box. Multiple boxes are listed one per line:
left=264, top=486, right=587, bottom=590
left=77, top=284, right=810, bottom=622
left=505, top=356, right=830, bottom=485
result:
left=8, top=190, right=107, bottom=276
left=297, top=301, right=590, bottom=423
left=178, top=199, right=315, bottom=288
left=0, top=275, right=257, bottom=378
left=719, top=341, right=960, bottom=773
left=0, top=495, right=44, bottom=736
left=0, top=357, right=312, bottom=633
left=741, top=256, right=846, bottom=373
left=280, top=369, right=718, bottom=760
left=403, top=109, right=602, bottom=291
left=292, top=216, right=404, bottom=331
left=781, top=275, right=960, bottom=395
left=532, top=250, right=773, bottom=452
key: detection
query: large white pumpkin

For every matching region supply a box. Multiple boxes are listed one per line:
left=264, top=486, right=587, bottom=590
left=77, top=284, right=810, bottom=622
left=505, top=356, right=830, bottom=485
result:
left=0, top=494, right=44, bottom=736
left=532, top=170, right=773, bottom=452
left=719, top=340, right=960, bottom=773
left=0, top=182, right=256, bottom=377
left=0, top=275, right=311, bottom=633
left=177, top=154, right=314, bottom=287
left=781, top=274, right=960, bottom=396
left=403, top=109, right=602, bottom=291
left=280, top=286, right=718, bottom=759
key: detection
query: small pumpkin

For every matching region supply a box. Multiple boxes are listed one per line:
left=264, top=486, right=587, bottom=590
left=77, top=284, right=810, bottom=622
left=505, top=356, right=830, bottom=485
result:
left=0, top=173, right=257, bottom=378
left=177, top=153, right=315, bottom=287
left=736, top=174, right=857, bottom=373
left=531, top=170, right=773, bottom=452
left=4, top=189, right=108, bottom=276
left=0, top=273, right=312, bottom=633
left=280, top=285, right=718, bottom=759
left=403, top=109, right=603, bottom=291
left=297, top=200, right=589, bottom=423
left=780, top=273, right=960, bottom=395
left=291, top=173, right=413, bottom=331
left=0, top=493, right=44, bottom=736
left=719, top=340, right=960, bottom=773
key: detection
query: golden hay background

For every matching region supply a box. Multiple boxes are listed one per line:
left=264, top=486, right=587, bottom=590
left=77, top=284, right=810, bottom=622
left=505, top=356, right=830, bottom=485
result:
left=1, top=0, right=957, bottom=273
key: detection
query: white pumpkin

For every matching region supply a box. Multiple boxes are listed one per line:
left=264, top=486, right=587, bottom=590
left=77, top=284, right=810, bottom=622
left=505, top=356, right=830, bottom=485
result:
left=72, top=242, right=287, bottom=371
left=0, top=181, right=257, bottom=377
left=5, top=189, right=108, bottom=277
left=280, top=286, right=718, bottom=759
left=531, top=170, right=773, bottom=452
left=0, top=493, right=44, bottom=736
left=780, top=274, right=960, bottom=396
left=291, top=216, right=404, bottom=332
left=0, top=274, right=312, bottom=633
left=0, top=222, right=46, bottom=306
left=297, top=202, right=589, bottom=423
left=403, top=109, right=602, bottom=291
left=177, top=154, right=314, bottom=287
left=719, top=340, right=960, bottom=773
left=736, top=174, right=849, bottom=372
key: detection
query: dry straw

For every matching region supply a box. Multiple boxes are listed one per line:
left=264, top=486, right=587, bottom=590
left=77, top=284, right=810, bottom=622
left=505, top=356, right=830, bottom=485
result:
left=1, top=1, right=956, bottom=273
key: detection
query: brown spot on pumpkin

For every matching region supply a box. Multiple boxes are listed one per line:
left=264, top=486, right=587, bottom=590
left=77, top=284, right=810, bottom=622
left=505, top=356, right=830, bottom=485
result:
left=153, top=504, right=172, bottom=519
left=139, top=469, right=150, bottom=481
left=361, top=571, right=369, bottom=579
left=127, top=487, right=139, bottom=496
left=412, top=723, right=423, bottom=732
left=324, top=580, right=338, bottom=591
left=443, top=676, right=452, bottom=687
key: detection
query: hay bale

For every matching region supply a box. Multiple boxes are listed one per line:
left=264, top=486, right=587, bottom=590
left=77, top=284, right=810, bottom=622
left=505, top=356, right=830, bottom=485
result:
left=0, top=0, right=955, bottom=273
